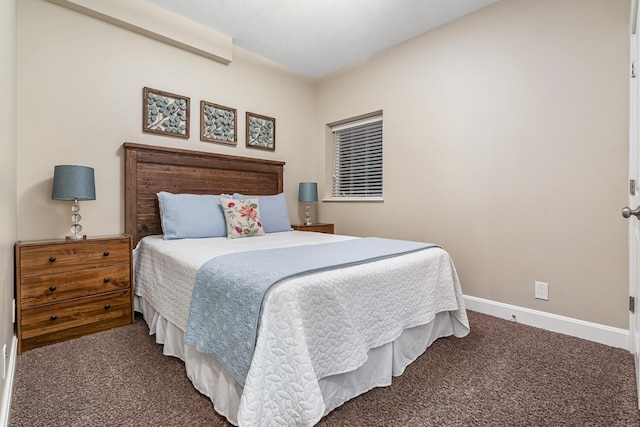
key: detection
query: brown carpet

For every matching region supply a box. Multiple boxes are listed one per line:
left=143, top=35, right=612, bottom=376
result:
left=9, top=311, right=640, bottom=426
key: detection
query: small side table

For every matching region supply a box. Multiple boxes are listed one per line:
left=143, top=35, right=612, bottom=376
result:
left=292, top=223, right=335, bottom=234
left=15, top=234, right=133, bottom=354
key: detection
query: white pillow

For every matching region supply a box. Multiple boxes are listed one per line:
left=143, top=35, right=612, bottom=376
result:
left=219, top=197, right=266, bottom=239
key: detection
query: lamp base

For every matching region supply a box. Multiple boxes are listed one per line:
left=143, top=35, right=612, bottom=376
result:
left=66, top=234, right=87, bottom=240
left=304, top=202, right=312, bottom=226
left=66, top=199, right=87, bottom=240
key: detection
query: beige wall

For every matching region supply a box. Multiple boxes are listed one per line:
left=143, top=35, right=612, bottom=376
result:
left=316, top=0, right=630, bottom=328
left=0, top=0, right=17, bottom=414
left=16, top=0, right=317, bottom=242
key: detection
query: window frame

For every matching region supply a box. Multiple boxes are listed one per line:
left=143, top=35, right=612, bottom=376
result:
left=324, top=113, right=384, bottom=202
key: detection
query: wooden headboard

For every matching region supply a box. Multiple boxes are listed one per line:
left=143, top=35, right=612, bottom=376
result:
left=124, top=142, right=285, bottom=246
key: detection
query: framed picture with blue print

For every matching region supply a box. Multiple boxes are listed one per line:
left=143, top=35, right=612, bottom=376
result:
left=143, top=87, right=190, bottom=139
left=246, top=112, right=275, bottom=151
left=200, top=100, right=237, bottom=145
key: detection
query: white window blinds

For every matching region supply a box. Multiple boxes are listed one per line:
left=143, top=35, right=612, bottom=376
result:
left=331, top=116, right=383, bottom=198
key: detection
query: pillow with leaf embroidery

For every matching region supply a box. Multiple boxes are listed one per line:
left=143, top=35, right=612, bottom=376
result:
left=220, top=197, right=266, bottom=239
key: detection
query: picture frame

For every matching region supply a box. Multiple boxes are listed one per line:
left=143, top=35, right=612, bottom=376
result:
left=200, top=100, right=237, bottom=145
left=246, top=112, right=276, bottom=151
left=143, top=87, right=190, bottom=139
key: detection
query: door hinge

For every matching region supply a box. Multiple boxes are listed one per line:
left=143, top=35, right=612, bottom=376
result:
left=632, top=179, right=637, bottom=196
left=632, top=62, right=637, bottom=78
left=631, top=296, right=635, bottom=313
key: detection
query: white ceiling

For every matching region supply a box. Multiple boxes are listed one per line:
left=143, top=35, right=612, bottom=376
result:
left=145, top=0, right=499, bottom=78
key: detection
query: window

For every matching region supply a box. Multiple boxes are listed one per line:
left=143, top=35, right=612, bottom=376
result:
left=331, top=115, right=383, bottom=199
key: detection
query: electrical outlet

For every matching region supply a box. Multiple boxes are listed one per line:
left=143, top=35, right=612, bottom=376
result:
left=535, top=281, right=549, bottom=300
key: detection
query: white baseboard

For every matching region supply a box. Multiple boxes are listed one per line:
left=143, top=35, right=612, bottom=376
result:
left=0, top=335, right=17, bottom=427
left=464, top=295, right=630, bottom=351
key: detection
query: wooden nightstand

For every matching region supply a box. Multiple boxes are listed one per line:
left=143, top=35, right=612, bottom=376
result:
left=15, top=235, right=133, bottom=354
left=292, top=223, right=335, bottom=234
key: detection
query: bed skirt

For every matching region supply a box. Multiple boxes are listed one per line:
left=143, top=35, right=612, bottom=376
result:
left=138, top=297, right=463, bottom=426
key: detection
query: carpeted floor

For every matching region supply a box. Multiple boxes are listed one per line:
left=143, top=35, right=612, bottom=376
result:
left=9, top=311, right=640, bottom=426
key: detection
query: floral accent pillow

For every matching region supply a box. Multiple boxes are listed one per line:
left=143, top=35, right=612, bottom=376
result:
left=220, top=197, right=266, bottom=239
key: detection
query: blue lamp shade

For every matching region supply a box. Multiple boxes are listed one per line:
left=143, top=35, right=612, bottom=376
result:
left=298, top=182, right=318, bottom=202
left=51, top=165, right=96, bottom=201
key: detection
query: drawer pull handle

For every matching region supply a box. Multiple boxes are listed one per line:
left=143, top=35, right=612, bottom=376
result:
left=104, top=304, right=111, bottom=310
left=103, top=251, right=110, bottom=257
left=50, top=314, right=57, bottom=321
left=49, top=256, right=56, bottom=262
left=49, top=285, right=56, bottom=292
left=103, top=277, right=110, bottom=283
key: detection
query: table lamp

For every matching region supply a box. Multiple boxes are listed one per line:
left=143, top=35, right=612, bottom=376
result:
left=52, top=165, right=96, bottom=240
left=298, top=182, right=318, bottom=226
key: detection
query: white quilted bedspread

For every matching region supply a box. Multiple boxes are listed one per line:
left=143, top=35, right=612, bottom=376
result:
left=134, top=232, right=469, bottom=426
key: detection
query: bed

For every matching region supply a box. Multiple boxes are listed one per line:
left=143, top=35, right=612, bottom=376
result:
left=124, top=142, right=470, bottom=426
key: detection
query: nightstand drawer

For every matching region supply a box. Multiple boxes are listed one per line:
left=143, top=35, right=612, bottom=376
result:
left=20, top=290, right=131, bottom=340
left=19, top=238, right=130, bottom=277
left=20, top=264, right=130, bottom=308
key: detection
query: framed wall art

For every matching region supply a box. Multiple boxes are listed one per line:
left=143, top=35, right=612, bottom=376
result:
left=143, top=87, right=190, bottom=139
left=200, top=100, right=237, bottom=145
left=246, top=112, right=275, bottom=151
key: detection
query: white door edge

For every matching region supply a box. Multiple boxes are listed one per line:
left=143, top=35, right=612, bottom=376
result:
left=628, top=0, right=640, bottom=409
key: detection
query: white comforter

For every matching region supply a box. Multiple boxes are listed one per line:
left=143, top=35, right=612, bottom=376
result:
left=134, top=231, right=469, bottom=426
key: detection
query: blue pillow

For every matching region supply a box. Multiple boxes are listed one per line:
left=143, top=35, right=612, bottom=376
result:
left=157, top=192, right=227, bottom=239
left=233, top=192, right=292, bottom=233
